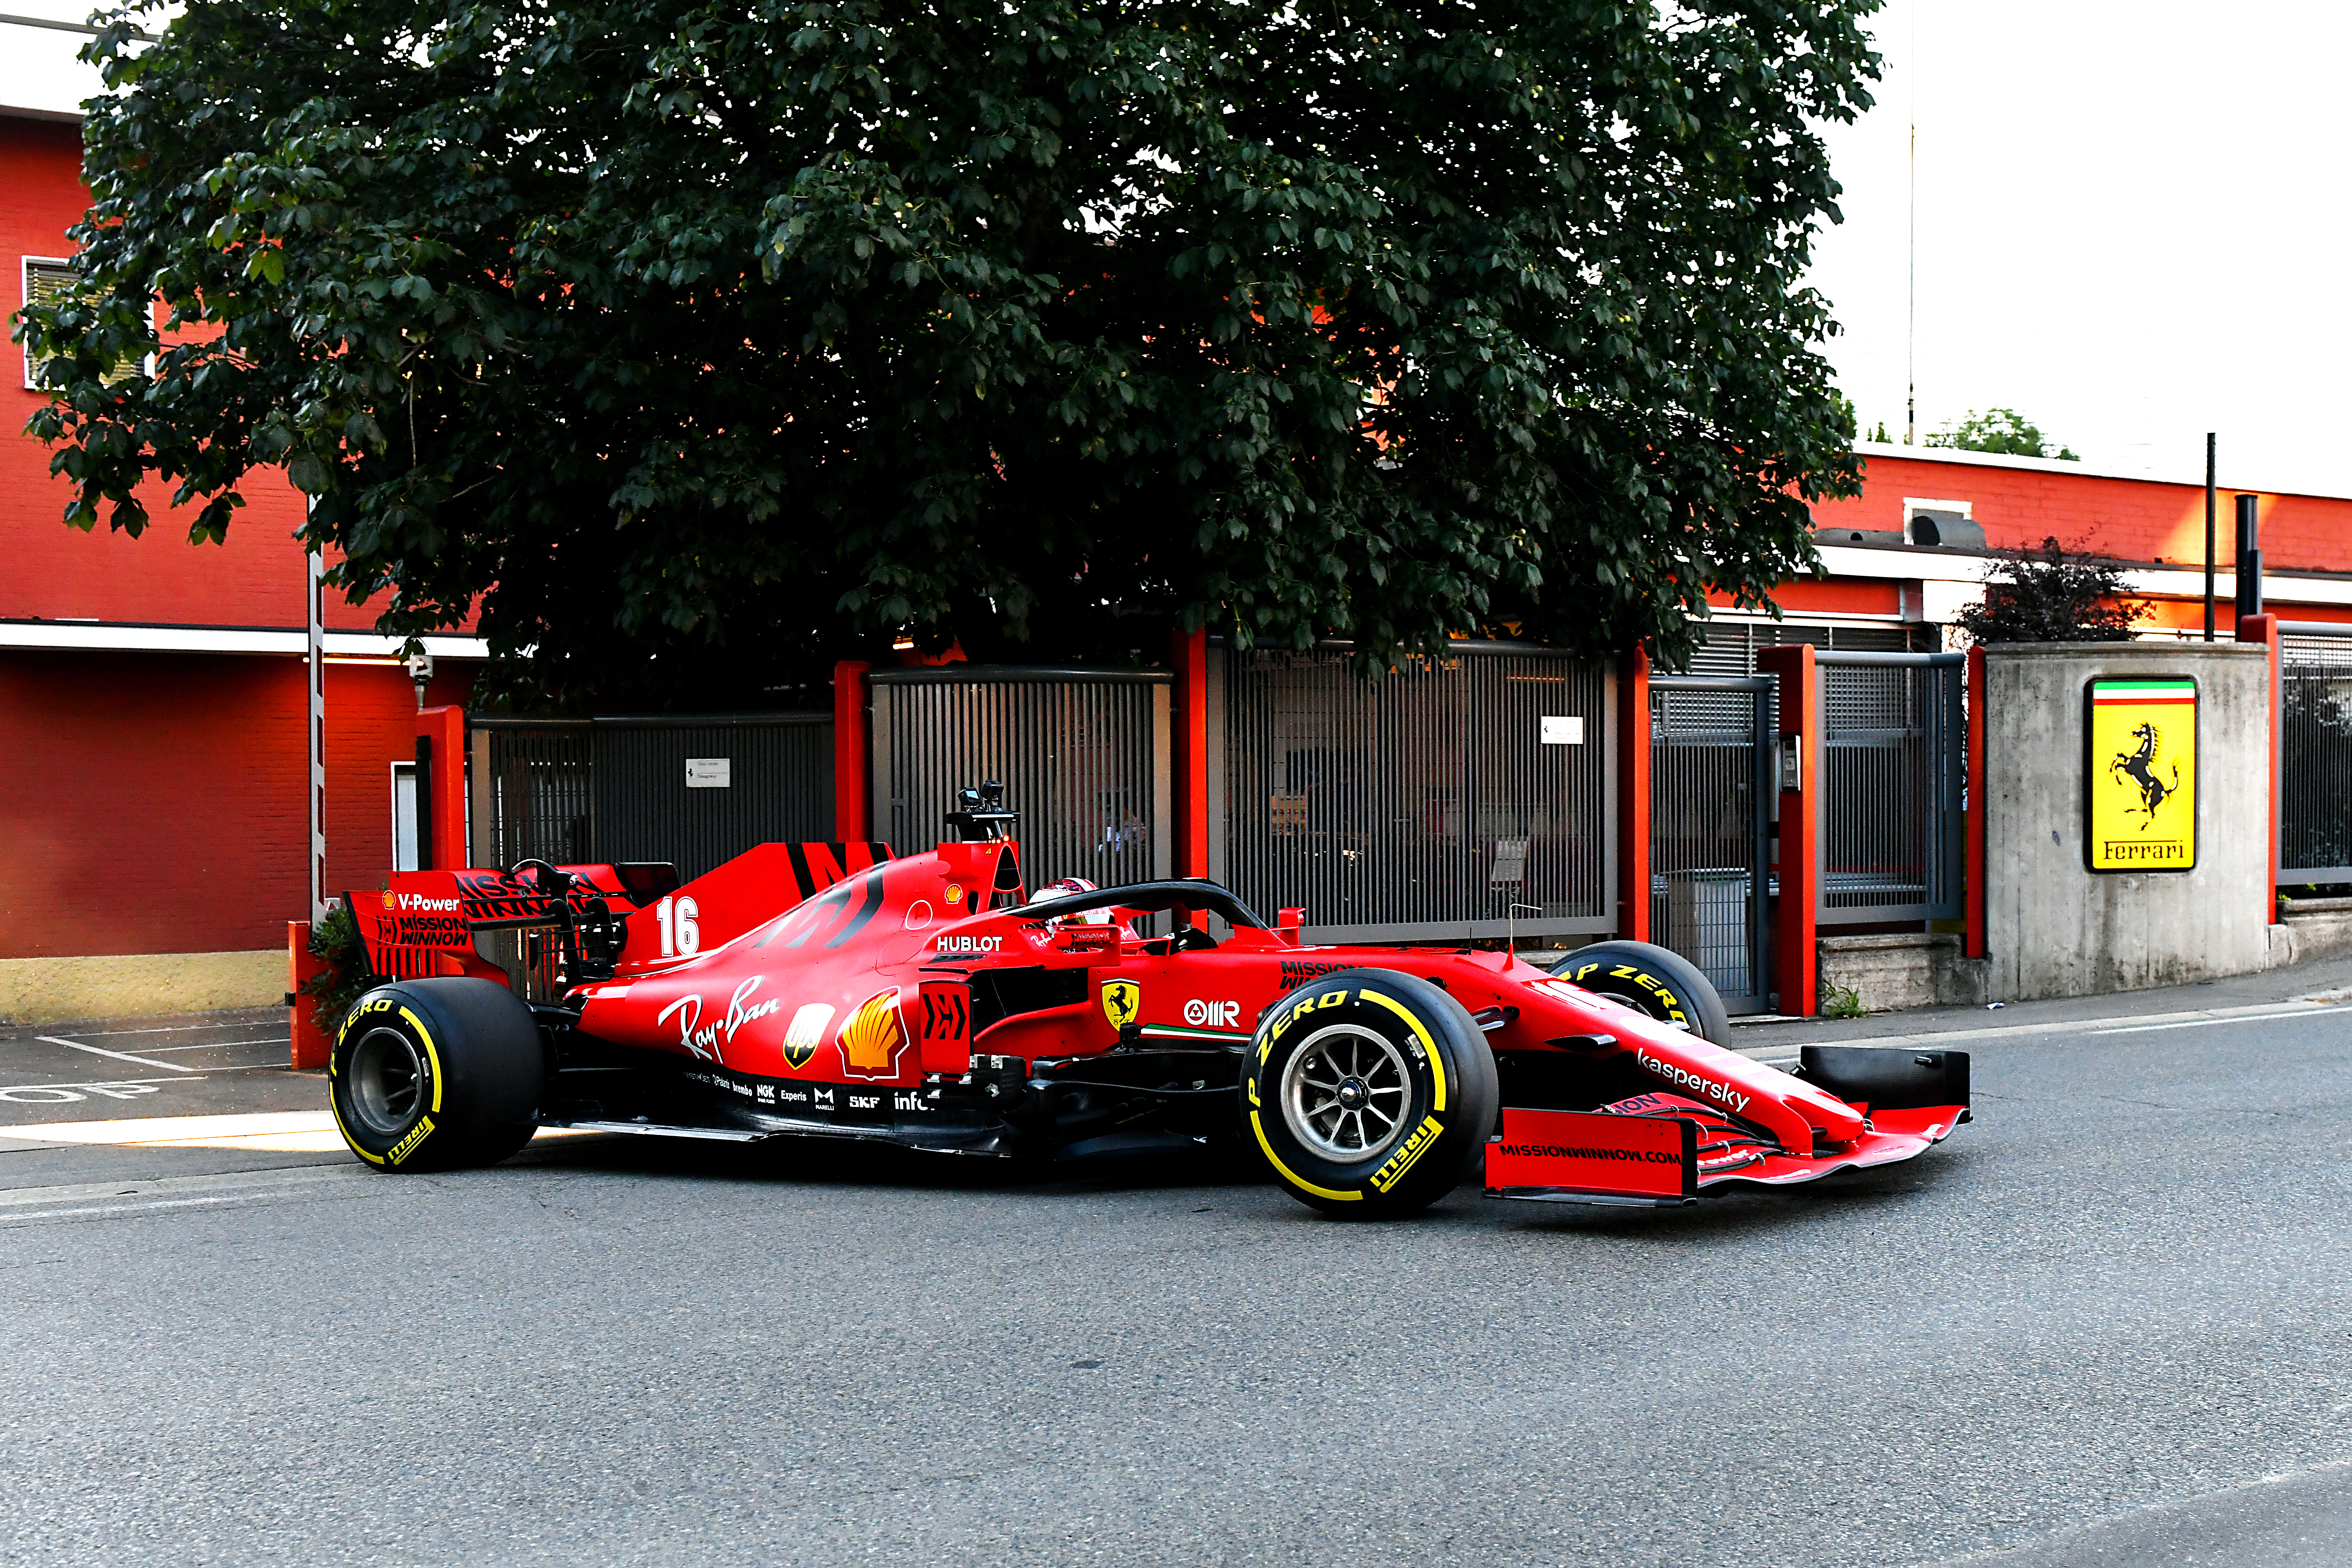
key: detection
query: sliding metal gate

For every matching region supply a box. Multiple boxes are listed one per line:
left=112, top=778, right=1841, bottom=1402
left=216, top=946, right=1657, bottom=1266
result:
left=470, top=712, right=834, bottom=880
left=1650, top=676, right=1773, bottom=1012
left=2279, top=622, right=2352, bottom=885
left=1209, top=641, right=1614, bottom=943
left=867, top=666, right=1172, bottom=891
left=1815, top=652, right=1965, bottom=925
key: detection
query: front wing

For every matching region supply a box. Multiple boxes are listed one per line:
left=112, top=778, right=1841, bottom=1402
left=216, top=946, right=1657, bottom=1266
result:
left=1484, top=1103, right=1966, bottom=1208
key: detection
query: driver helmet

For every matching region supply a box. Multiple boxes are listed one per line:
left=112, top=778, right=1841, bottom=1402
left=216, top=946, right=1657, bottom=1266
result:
left=1034, top=876, right=1113, bottom=926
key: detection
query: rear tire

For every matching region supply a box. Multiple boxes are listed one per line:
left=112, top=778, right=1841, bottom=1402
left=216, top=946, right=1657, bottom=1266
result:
left=329, top=978, right=545, bottom=1172
left=1241, top=969, right=1497, bottom=1219
left=1548, top=939, right=1731, bottom=1044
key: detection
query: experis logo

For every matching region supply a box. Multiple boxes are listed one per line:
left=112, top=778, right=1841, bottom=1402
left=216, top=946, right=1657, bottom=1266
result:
left=1634, top=1049, right=1750, bottom=1114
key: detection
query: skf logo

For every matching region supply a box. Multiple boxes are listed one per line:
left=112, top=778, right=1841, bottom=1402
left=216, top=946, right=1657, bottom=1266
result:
left=836, top=989, right=908, bottom=1080
left=1182, top=999, right=1241, bottom=1029
left=781, top=1002, right=834, bottom=1070
left=1101, top=980, right=1141, bottom=1030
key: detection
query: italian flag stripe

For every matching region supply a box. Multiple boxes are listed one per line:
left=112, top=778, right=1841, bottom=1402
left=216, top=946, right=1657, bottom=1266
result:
left=2094, top=680, right=2195, bottom=703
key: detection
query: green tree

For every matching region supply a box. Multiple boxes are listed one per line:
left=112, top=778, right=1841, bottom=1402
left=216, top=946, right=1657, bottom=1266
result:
left=1953, top=537, right=2141, bottom=645
left=19, top=0, right=1882, bottom=704
left=1924, top=408, right=2079, bottom=462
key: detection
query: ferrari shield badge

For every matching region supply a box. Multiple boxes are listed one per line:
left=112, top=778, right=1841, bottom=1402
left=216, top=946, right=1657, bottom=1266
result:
left=2086, top=677, right=2197, bottom=872
left=1101, top=979, right=1141, bottom=1030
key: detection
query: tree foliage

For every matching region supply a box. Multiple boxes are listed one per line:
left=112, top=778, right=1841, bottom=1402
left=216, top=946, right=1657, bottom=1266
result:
left=1925, top=407, right=2078, bottom=462
left=19, top=0, right=1880, bottom=704
left=1954, top=536, right=2141, bottom=645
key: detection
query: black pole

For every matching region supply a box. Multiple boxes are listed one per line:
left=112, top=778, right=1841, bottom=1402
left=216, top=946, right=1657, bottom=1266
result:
left=2203, top=434, right=2216, bottom=642
left=2235, top=493, right=2262, bottom=622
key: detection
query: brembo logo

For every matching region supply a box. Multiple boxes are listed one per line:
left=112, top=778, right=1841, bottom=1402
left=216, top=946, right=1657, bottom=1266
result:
left=1634, top=1050, right=1750, bottom=1114
left=397, top=893, right=462, bottom=912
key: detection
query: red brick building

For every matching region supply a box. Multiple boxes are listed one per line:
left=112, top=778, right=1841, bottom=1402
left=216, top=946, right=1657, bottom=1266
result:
left=2, top=87, right=482, bottom=1023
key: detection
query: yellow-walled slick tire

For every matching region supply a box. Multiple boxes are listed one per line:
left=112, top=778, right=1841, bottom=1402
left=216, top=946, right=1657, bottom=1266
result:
left=329, top=978, right=546, bottom=1172
left=1242, top=969, right=1497, bottom=1218
left=1548, top=939, right=1731, bottom=1043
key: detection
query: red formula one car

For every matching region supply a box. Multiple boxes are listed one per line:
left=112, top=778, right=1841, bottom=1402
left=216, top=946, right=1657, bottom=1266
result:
left=328, top=785, right=1967, bottom=1215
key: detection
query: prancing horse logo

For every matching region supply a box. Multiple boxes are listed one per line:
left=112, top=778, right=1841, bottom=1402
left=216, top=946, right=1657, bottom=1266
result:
left=2110, top=721, right=2180, bottom=828
left=1101, top=980, right=1141, bottom=1030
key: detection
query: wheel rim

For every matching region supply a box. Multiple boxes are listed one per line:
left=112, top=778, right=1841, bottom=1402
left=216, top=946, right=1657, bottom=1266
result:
left=1279, top=1023, right=1412, bottom=1163
left=348, top=1026, right=426, bottom=1137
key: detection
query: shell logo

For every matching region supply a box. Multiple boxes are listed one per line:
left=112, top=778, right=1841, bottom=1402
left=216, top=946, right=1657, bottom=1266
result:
left=836, top=988, right=908, bottom=1080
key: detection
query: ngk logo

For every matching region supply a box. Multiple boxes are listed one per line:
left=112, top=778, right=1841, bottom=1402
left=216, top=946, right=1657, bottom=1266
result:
left=1183, top=999, right=1241, bottom=1029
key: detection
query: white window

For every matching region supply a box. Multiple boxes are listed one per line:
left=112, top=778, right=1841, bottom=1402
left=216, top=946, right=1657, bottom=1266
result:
left=391, top=761, right=420, bottom=872
left=22, top=256, right=144, bottom=390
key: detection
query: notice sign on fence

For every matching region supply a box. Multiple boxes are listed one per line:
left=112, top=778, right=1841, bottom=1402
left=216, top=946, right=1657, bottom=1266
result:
left=2085, top=678, right=2196, bottom=872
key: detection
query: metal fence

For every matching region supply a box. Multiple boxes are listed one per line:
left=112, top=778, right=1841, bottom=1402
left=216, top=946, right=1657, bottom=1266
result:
left=471, top=712, right=834, bottom=880
left=1815, top=652, right=1965, bottom=924
left=869, top=667, right=1172, bottom=891
left=1650, top=677, right=1772, bottom=1011
left=593, top=714, right=833, bottom=880
left=2279, top=624, right=2352, bottom=883
left=1209, top=641, right=1613, bottom=943
left=471, top=719, right=594, bottom=869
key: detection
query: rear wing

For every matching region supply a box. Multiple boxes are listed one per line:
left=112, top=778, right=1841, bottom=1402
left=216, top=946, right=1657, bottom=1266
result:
left=349, top=863, right=656, bottom=982
left=348, top=842, right=895, bottom=988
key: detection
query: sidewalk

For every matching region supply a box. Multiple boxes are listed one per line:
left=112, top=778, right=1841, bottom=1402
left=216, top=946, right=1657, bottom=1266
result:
left=1725, top=950, right=2352, bottom=1056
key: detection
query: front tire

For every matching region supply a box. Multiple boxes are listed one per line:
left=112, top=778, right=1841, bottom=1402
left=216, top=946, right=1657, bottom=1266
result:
left=1548, top=939, right=1731, bottom=1043
left=329, top=978, right=545, bottom=1172
left=1242, top=970, right=1497, bottom=1218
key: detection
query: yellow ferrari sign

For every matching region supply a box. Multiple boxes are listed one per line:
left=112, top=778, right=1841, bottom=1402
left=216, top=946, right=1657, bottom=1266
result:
left=1101, top=979, right=1141, bottom=1030
left=2086, top=678, right=2197, bottom=872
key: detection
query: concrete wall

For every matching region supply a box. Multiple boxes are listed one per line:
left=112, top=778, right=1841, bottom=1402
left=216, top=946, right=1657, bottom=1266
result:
left=1985, top=642, right=2270, bottom=1001
left=1817, top=933, right=1991, bottom=1012
left=0, top=948, right=283, bottom=1027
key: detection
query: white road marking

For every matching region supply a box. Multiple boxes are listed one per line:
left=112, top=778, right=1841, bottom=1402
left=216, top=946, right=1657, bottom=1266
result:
left=2, top=1019, right=281, bottom=1040
left=38, top=1037, right=197, bottom=1073
left=130, top=1039, right=292, bottom=1053
left=2092, top=1005, right=2352, bottom=1036
left=0, top=1164, right=377, bottom=1226
left=0, top=1110, right=606, bottom=1154
left=1732, top=998, right=2352, bottom=1055
left=0, top=1076, right=193, bottom=1105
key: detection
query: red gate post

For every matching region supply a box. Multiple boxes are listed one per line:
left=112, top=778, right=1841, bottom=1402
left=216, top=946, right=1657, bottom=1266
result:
left=416, top=705, right=467, bottom=870
left=2237, top=612, right=2281, bottom=927
left=1615, top=644, right=1651, bottom=942
left=1170, top=627, right=1210, bottom=883
left=287, top=919, right=330, bottom=1069
left=1966, top=644, right=1988, bottom=959
left=833, top=661, right=872, bottom=842
left=1756, top=644, right=1818, bottom=1016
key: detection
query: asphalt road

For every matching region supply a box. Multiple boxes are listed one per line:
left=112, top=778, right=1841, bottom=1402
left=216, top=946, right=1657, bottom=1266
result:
left=0, top=980, right=2347, bottom=1567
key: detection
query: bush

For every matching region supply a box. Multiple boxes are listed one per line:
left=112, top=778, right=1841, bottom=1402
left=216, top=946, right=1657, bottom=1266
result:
left=1955, top=537, right=2142, bottom=645
left=299, top=901, right=372, bottom=1039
